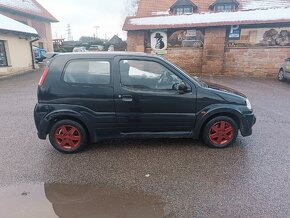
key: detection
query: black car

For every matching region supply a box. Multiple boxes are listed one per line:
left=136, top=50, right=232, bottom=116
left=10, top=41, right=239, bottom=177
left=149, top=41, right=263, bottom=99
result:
left=34, top=52, right=256, bottom=153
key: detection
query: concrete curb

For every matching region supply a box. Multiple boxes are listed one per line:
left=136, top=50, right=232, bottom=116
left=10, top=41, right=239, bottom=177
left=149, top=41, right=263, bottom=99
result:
left=0, top=69, right=41, bottom=81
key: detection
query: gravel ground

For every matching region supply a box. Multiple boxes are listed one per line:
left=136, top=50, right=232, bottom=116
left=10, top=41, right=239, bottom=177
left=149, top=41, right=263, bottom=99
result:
left=0, top=70, right=289, bottom=218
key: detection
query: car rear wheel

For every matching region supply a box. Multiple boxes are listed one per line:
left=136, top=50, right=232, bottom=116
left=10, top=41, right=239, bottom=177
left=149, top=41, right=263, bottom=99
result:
left=202, top=116, right=238, bottom=148
left=278, top=69, right=285, bottom=81
left=49, top=120, right=87, bottom=154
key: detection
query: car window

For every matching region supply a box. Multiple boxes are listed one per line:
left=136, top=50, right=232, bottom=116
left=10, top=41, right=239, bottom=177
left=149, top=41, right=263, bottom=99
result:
left=119, top=60, right=182, bottom=90
left=64, top=60, right=110, bottom=85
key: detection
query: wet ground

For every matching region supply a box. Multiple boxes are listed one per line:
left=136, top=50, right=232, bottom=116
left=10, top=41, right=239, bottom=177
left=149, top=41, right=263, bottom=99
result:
left=0, top=70, right=289, bottom=217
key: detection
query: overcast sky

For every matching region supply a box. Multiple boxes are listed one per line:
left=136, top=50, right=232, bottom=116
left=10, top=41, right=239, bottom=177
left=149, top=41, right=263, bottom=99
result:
left=37, top=0, right=129, bottom=41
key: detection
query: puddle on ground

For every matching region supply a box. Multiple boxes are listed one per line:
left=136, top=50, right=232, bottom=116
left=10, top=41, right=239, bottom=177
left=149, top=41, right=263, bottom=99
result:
left=0, top=183, right=166, bottom=218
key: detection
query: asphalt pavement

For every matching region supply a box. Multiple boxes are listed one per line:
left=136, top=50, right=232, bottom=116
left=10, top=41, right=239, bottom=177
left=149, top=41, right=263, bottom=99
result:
left=0, top=70, right=289, bottom=218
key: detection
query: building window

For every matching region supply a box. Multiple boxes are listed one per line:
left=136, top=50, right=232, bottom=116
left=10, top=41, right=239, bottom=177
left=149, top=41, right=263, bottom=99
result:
left=38, top=42, right=44, bottom=49
left=0, top=41, right=8, bottom=67
left=215, top=4, right=236, bottom=12
left=170, top=0, right=197, bottom=15
left=174, top=7, right=193, bottom=15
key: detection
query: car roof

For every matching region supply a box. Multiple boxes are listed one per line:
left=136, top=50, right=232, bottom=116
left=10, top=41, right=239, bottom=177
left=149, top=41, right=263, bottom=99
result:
left=55, top=52, right=160, bottom=60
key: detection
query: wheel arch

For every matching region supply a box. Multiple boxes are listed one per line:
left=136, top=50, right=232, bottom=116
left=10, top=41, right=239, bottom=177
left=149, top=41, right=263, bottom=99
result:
left=44, top=111, right=93, bottom=143
left=195, top=109, right=242, bottom=139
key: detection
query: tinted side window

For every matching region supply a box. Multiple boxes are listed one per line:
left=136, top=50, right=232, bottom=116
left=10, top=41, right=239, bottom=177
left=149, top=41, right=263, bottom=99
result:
left=120, top=60, right=182, bottom=90
left=64, top=60, right=110, bottom=85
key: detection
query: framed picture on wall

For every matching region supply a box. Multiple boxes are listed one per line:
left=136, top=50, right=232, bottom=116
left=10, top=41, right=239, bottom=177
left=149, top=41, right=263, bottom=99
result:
left=150, top=31, right=168, bottom=51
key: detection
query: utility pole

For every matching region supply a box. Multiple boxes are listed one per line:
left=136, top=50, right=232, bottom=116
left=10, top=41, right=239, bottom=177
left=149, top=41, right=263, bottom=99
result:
left=94, top=26, right=100, bottom=38
left=66, top=24, right=73, bottom=41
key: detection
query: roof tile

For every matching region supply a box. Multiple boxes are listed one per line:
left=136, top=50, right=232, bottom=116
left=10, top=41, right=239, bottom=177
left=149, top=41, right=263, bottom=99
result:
left=0, top=0, right=58, bottom=22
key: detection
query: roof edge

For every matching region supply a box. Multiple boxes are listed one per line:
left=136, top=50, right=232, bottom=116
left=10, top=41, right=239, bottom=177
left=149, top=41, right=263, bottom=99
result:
left=0, top=28, right=39, bottom=37
left=0, top=3, right=58, bottom=22
left=123, top=7, right=290, bottom=31
left=170, top=0, right=198, bottom=10
left=124, top=19, right=290, bottom=31
left=209, top=0, right=240, bottom=9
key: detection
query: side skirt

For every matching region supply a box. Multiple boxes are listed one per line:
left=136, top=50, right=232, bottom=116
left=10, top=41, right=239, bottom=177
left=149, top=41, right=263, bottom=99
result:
left=120, top=131, right=193, bottom=139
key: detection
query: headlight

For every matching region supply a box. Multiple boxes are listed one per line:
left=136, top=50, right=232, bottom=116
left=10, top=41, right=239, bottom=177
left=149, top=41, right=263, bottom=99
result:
left=246, top=99, right=252, bottom=110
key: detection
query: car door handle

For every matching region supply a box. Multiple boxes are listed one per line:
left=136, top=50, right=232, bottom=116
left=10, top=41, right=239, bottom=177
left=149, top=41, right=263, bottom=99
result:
left=119, top=95, right=133, bottom=102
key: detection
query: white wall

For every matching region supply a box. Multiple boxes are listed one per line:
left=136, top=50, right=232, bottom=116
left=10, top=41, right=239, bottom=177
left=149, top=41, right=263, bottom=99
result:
left=0, top=33, right=33, bottom=76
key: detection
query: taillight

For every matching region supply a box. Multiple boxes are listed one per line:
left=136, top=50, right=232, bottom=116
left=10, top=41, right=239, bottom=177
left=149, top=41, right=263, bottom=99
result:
left=39, top=67, right=49, bottom=86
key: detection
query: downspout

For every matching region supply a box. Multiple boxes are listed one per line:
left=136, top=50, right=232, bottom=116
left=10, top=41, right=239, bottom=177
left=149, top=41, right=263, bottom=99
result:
left=30, top=37, right=39, bottom=70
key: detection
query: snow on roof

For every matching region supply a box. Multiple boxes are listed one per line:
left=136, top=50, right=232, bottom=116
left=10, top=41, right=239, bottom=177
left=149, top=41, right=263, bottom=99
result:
left=0, top=14, right=38, bottom=35
left=0, top=0, right=58, bottom=22
left=0, top=0, right=40, bottom=12
left=137, top=0, right=290, bottom=17
left=124, top=7, right=290, bottom=30
left=240, top=0, right=290, bottom=10
left=151, top=11, right=170, bottom=16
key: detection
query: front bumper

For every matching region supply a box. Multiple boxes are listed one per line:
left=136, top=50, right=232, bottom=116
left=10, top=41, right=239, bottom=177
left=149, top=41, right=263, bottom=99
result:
left=240, top=113, right=256, bottom=137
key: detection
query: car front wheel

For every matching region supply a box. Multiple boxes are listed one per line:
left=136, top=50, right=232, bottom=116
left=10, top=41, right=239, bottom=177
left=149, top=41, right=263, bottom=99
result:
left=49, top=120, right=87, bottom=154
left=202, top=116, right=238, bottom=148
left=278, top=69, right=285, bottom=81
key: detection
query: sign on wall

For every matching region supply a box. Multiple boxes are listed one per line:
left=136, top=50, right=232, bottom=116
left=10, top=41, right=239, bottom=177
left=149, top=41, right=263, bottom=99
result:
left=228, top=25, right=241, bottom=39
left=168, top=29, right=204, bottom=48
left=226, top=27, right=290, bottom=47
left=151, top=31, right=168, bottom=52
left=261, top=29, right=290, bottom=46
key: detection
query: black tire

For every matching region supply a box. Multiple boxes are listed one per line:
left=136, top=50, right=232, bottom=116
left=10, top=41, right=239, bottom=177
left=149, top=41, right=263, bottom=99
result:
left=202, top=116, right=238, bottom=149
left=278, top=69, right=286, bottom=82
left=49, top=120, right=87, bottom=154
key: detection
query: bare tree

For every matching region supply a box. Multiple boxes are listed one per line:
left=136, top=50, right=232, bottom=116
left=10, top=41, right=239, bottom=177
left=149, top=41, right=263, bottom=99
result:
left=125, top=0, right=140, bottom=16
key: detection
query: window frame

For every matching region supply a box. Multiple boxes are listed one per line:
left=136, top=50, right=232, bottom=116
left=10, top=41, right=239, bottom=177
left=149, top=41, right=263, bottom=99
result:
left=38, top=42, right=44, bottom=49
left=118, top=59, right=187, bottom=92
left=214, top=3, right=235, bottom=12
left=61, top=58, right=113, bottom=87
left=0, top=40, right=8, bottom=67
left=173, top=6, right=194, bottom=15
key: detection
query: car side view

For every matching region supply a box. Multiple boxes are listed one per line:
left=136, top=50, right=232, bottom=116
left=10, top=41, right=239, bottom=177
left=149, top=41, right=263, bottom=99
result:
left=278, top=58, right=290, bottom=81
left=34, top=52, right=256, bottom=153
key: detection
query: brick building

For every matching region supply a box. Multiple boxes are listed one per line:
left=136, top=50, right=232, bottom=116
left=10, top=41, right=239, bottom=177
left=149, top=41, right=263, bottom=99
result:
left=0, top=0, right=58, bottom=52
left=123, top=0, right=290, bottom=77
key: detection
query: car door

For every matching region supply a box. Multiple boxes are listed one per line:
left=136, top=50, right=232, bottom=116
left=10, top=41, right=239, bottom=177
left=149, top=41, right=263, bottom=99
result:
left=113, top=56, right=197, bottom=134
left=285, top=58, right=290, bottom=79
left=60, top=58, right=116, bottom=136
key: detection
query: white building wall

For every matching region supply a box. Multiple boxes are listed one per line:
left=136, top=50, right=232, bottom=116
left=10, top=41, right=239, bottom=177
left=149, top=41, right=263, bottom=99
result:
left=0, top=32, right=33, bottom=76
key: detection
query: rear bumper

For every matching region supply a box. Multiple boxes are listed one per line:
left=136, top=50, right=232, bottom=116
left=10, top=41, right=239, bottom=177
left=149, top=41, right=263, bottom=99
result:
left=37, top=131, right=47, bottom=140
left=34, top=103, right=48, bottom=140
left=240, top=113, right=256, bottom=137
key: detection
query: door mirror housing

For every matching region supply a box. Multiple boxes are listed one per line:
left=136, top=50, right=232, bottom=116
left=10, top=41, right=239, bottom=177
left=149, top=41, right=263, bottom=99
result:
left=175, top=82, right=190, bottom=93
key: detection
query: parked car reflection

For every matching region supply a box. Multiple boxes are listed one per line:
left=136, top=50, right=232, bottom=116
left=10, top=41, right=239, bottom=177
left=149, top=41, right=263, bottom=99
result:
left=44, top=183, right=166, bottom=218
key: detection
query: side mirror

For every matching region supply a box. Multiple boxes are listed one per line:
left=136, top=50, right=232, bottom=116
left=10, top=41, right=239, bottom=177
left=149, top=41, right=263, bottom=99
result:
left=177, top=83, right=187, bottom=91
left=175, top=82, right=190, bottom=93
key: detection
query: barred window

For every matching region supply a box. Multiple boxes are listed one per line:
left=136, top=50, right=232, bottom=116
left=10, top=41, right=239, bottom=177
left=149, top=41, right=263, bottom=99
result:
left=0, top=41, right=8, bottom=67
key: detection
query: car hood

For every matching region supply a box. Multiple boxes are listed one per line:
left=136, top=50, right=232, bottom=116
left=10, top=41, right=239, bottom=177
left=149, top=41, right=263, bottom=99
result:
left=203, top=81, right=247, bottom=98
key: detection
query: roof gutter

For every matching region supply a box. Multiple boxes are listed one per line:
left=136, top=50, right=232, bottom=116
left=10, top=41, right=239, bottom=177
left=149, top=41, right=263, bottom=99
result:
left=30, top=37, right=39, bottom=70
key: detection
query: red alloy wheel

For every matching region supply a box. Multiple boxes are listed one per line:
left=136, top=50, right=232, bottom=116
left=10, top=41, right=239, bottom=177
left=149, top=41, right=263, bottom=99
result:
left=54, top=125, right=82, bottom=149
left=208, top=121, right=234, bottom=146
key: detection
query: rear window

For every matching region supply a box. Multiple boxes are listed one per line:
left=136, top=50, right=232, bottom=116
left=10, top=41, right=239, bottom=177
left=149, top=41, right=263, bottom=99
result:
left=63, top=60, right=110, bottom=85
